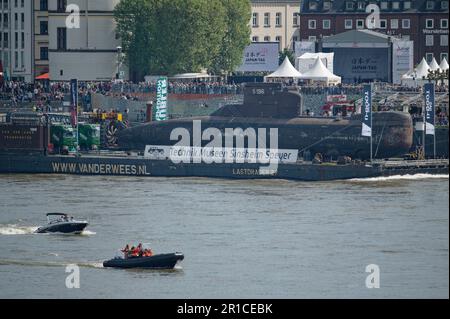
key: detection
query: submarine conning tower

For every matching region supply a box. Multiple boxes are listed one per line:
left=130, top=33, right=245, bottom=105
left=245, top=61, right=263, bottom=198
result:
left=211, top=83, right=302, bottom=119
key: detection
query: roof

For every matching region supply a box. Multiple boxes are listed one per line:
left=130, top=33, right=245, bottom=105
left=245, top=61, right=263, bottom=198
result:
left=300, top=0, right=449, bottom=14
left=440, top=58, right=449, bottom=71
left=266, top=57, right=303, bottom=78
left=323, top=29, right=390, bottom=44
left=299, top=57, right=341, bottom=82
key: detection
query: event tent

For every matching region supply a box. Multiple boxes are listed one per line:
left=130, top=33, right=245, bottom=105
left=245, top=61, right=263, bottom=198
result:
left=429, top=57, right=441, bottom=72
left=440, top=57, right=449, bottom=71
left=265, top=57, right=302, bottom=81
left=298, top=57, right=341, bottom=85
left=296, top=52, right=334, bottom=74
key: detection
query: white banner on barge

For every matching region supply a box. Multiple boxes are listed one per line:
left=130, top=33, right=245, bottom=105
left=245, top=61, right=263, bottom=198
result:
left=144, top=145, right=298, bottom=164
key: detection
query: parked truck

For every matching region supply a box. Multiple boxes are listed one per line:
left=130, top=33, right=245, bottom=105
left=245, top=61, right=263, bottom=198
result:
left=50, top=123, right=77, bottom=154
left=78, top=123, right=100, bottom=150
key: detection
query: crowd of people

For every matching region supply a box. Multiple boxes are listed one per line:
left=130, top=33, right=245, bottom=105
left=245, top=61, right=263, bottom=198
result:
left=1, top=78, right=448, bottom=124
left=121, top=243, right=153, bottom=259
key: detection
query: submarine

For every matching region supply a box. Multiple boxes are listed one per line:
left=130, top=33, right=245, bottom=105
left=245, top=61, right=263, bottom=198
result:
left=118, top=83, right=413, bottom=160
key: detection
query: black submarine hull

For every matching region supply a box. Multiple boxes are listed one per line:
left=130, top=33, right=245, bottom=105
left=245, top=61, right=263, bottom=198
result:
left=118, top=112, right=413, bottom=160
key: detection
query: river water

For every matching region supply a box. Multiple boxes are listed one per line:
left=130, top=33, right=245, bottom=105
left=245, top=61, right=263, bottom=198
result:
left=0, top=174, right=448, bottom=299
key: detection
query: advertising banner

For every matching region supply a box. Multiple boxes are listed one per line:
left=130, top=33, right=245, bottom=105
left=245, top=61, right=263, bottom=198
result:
left=155, top=77, right=168, bottom=121
left=70, top=79, right=78, bottom=127
left=424, top=83, right=435, bottom=135
left=237, top=43, right=279, bottom=72
left=392, top=40, right=414, bottom=84
left=362, top=84, right=372, bottom=137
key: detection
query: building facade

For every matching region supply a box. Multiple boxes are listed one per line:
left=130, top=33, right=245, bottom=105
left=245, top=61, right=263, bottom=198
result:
left=48, top=0, right=127, bottom=81
left=0, top=0, right=34, bottom=82
left=299, top=0, right=449, bottom=64
left=250, top=0, right=301, bottom=50
left=34, top=0, right=49, bottom=77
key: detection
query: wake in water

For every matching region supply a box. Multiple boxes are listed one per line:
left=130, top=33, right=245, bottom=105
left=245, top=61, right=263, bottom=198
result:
left=349, top=174, right=449, bottom=182
left=0, top=225, right=38, bottom=235
left=0, top=224, right=96, bottom=236
left=0, top=259, right=104, bottom=269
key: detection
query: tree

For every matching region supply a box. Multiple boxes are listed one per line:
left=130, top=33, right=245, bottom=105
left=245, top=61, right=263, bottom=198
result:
left=279, top=48, right=295, bottom=66
left=209, top=0, right=252, bottom=75
left=114, top=0, right=251, bottom=80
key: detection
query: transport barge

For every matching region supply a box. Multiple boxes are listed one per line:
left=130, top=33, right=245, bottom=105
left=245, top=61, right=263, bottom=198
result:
left=0, top=153, right=447, bottom=181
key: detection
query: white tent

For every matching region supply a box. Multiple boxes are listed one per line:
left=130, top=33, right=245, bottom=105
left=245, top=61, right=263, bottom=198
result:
left=401, top=58, right=431, bottom=87
left=298, top=57, right=341, bottom=85
left=264, top=57, right=302, bottom=81
left=414, top=58, right=431, bottom=79
left=440, top=57, right=449, bottom=71
left=296, top=52, right=334, bottom=74
left=429, top=57, right=441, bottom=72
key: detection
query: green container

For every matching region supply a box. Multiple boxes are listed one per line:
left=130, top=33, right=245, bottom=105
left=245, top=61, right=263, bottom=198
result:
left=78, top=123, right=100, bottom=150
left=50, top=124, right=77, bottom=151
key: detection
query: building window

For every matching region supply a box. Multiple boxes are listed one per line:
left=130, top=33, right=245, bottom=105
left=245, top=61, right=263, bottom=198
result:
left=392, top=2, right=400, bottom=10
left=441, top=35, right=448, bottom=46
left=309, top=1, right=318, bottom=10
left=264, top=13, right=270, bottom=27
left=264, top=36, right=270, bottom=42
left=426, top=19, right=434, bottom=29
left=356, top=19, right=365, bottom=29
left=404, top=1, right=412, bottom=9
left=275, top=12, right=282, bottom=27
left=252, top=36, right=259, bottom=42
left=379, top=19, right=387, bottom=29
left=3, top=13, right=8, bottom=29
left=425, top=53, right=433, bottom=63
left=14, top=32, right=18, bottom=49
left=21, top=13, right=24, bottom=30
left=308, top=19, right=316, bottom=29
left=21, top=32, right=24, bottom=49
left=40, top=47, right=48, bottom=60
left=252, top=13, right=258, bottom=27
left=441, top=53, right=448, bottom=62
left=3, top=32, right=8, bottom=48
left=391, top=19, right=399, bottom=29
left=323, top=1, right=331, bottom=10
left=3, top=0, right=8, bottom=10
left=275, top=36, right=282, bottom=50
left=293, top=13, right=299, bottom=26
left=323, top=19, right=331, bottom=29
left=426, top=1, right=435, bottom=10
left=57, top=0, right=67, bottom=12
left=40, top=0, right=48, bottom=10
left=441, top=19, right=448, bottom=29
left=14, top=51, right=18, bottom=68
left=20, top=51, right=24, bottom=68
left=40, top=21, right=48, bottom=35
left=345, top=19, right=353, bottom=29
left=14, top=13, right=17, bottom=30
left=357, top=1, right=365, bottom=10
left=57, top=27, right=67, bottom=50
left=402, top=19, right=410, bottom=29
left=346, top=1, right=354, bottom=10
left=380, top=2, right=388, bottom=10
left=426, top=35, right=434, bottom=46
left=308, top=36, right=317, bottom=41
left=20, top=0, right=23, bottom=7
left=442, top=1, right=449, bottom=10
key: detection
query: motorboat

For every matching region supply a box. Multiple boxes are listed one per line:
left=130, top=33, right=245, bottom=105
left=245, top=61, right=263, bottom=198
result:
left=35, top=213, right=88, bottom=234
left=103, top=252, right=184, bottom=269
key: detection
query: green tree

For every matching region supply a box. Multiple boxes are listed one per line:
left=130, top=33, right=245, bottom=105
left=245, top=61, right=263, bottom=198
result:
left=114, top=0, right=250, bottom=79
left=209, top=0, right=251, bottom=75
left=279, top=48, right=295, bottom=66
